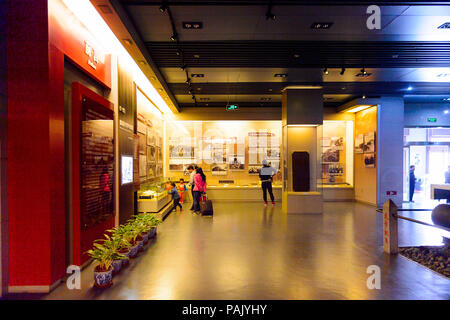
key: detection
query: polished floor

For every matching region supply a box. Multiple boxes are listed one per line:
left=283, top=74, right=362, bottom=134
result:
left=13, top=201, right=450, bottom=300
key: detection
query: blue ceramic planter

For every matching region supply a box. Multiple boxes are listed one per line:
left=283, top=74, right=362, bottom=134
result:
left=112, top=259, right=122, bottom=275
left=94, top=267, right=113, bottom=288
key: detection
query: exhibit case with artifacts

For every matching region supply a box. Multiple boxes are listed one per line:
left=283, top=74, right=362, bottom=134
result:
left=282, top=124, right=324, bottom=213
left=319, top=120, right=355, bottom=200
left=165, top=120, right=282, bottom=201
left=137, top=178, right=172, bottom=214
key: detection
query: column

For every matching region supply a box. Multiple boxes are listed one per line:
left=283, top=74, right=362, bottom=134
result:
left=282, top=88, right=324, bottom=214
left=377, top=96, right=404, bottom=207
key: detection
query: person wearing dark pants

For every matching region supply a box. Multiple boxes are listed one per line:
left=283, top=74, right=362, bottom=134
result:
left=262, top=181, right=274, bottom=204
left=168, top=182, right=182, bottom=212
left=192, top=167, right=207, bottom=214
left=259, top=159, right=277, bottom=207
left=187, top=165, right=197, bottom=210
left=409, top=165, right=416, bottom=203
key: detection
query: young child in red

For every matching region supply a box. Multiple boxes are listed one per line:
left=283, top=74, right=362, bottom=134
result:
left=178, top=179, right=187, bottom=204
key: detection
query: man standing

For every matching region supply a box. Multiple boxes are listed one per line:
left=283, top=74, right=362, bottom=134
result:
left=187, top=165, right=197, bottom=210
left=409, top=165, right=416, bottom=203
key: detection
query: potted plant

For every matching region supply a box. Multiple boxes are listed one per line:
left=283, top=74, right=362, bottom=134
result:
left=147, top=214, right=162, bottom=238
left=109, top=225, right=134, bottom=263
left=128, top=218, right=146, bottom=253
left=86, top=239, right=127, bottom=288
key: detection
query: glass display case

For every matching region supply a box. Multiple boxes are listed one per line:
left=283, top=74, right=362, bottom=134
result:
left=137, top=178, right=171, bottom=213
left=319, top=120, right=354, bottom=188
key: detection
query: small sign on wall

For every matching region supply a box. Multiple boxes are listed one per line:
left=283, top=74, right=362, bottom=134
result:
left=386, top=191, right=397, bottom=196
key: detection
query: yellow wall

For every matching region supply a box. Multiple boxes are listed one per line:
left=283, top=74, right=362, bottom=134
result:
left=165, top=120, right=282, bottom=186
left=354, top=107, right=377, bottom=205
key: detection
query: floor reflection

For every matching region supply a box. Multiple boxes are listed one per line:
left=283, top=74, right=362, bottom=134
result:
left=23, top=201, right=449, bottom=300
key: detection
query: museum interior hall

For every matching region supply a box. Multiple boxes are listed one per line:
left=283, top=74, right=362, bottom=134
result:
left=0, top=0, right=449, bottom=300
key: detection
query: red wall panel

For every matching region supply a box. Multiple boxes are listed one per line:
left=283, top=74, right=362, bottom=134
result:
left=7, top=0, right=53, bottom=286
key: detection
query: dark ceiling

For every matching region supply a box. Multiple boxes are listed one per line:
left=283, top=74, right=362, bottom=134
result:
left=114, top=0, right=450, bottom=109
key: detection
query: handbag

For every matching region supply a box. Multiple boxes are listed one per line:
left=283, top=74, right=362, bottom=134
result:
left=200, top=192, right=208, bottom=202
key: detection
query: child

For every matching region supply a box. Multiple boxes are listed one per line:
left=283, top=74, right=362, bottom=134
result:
left=178, top=179, right=187, bottom=204
left=168, top=182, right=182, bottom=212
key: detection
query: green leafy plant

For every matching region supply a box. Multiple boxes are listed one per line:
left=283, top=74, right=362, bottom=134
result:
left=87, top=235, right=127, bottom=272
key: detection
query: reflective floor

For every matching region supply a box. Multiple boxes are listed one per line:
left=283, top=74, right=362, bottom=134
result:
left=13, top=201, right=450, bottom=300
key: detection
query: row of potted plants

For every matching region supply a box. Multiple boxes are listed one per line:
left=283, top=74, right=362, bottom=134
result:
left=87, top=213, right=162, bottom=288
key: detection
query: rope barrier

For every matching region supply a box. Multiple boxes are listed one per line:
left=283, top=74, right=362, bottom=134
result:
left=376, top=208, right=450, bottom=232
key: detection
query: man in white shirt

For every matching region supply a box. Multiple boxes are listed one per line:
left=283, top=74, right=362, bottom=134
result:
left=187, top=165, right=197, bottom=210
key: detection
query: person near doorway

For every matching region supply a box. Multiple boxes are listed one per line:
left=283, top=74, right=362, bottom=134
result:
left=187, top=165, right=197, bottom=210
left=409, top=165, right=416, bottom=202
left=445, top=166, right=450, bottom=184
left=192, top=167, right=207, bottom=214
left=445, top=166, right=450, bottom=203
left=259, top=159, right=277, bottom=207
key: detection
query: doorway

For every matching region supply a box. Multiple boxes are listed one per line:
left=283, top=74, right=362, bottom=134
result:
left=403, top=127, right=450, bottom=204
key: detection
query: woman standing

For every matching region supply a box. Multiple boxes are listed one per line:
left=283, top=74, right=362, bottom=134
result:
left=259, top=160, right=277, bottom=207
left=192, top=167, right=207, bottom=214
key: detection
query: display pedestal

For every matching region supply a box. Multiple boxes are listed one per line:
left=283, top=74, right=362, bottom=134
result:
left=283, top=192, right=323, bottom=214
left=323, top=185, right=354, bottom=202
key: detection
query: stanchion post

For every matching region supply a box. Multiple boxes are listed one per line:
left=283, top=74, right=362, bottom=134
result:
left=383, top=199, right=398, bottom=254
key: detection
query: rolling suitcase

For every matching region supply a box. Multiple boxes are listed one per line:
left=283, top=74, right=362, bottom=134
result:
left=199, top=193, right=213, bottom=216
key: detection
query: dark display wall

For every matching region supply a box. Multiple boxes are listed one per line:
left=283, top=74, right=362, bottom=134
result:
left=118, top=59, right=137, bottom=225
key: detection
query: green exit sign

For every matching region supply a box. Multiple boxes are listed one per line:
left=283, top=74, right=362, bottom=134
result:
left=427, top=117, right=437, bottom=122
left=226, top=104, right=239, bottom=111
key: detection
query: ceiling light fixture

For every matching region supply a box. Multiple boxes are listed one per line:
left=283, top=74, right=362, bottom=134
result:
left=274, top=73, right=288, bottom=78
left=362, top=95, right=366, bottom=99
left=191, top=73, right=204, bottom=78
left=323, top=68, right=329, bottom=75
left=159, top=4, right=167, bottom=13
left=407, top=86, right=413, bottom=91
left=345, top=105, right=372, bottom=113
left=340, top=67, right=345, bottom=75
left=444, top=110, right=449, bottom=114
left=293, top=54, right=300, bottom=58
left=311, top=22, right=333, bottom=29
left=265, top=2, right=275, bottom=20
left=170, top=33, right=178, bottom=41
left=356, top=68, right=371, bottom=77
left=442, top=98, right=450, bottom=101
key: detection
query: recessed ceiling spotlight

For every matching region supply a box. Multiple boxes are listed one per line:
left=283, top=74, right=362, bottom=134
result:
left=193, top=54, right=200, bottom=58
left=437, top=73, right=450, bottom=78
left=159, top=4, right=167, bottom=13
left=268, top=88, right=273, bottom=92
left=274, top=73, right=288, bottom=78
left=407, top=86, right=413, bottom=91
left=265, top=12, right=276, bottom=20
left=356, top=68, right=371, bottom=77
left=442, top=98, right=450, bottom=101
left=340, top=67, right=345, bottom=75
left=123, top=39, right=133, bottom=46
left=362, top=95, right=366, bottom=99
left=311, top=22, right=334, bottom=29
left=150, top=76, right=156, bottom=81
left=444, top=110, right=449, bottom=114
left=170, top=33, right=178, bottom=41
left=261, top=97, right=272, bottom=101
left=191, top=73, right=204, bottom=78
left=158, top=88, right=163, bottom=92
left=293, top=54, right=300, bottom=58
left=185, top=78, right=191, bottom=84
left=438, top=22, right=450, bottom=29
left=323, top=68, right=329, bottom=75
left=176, top=50, right=181, bottom=56
left=183, top=22, right=203, bottom=29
